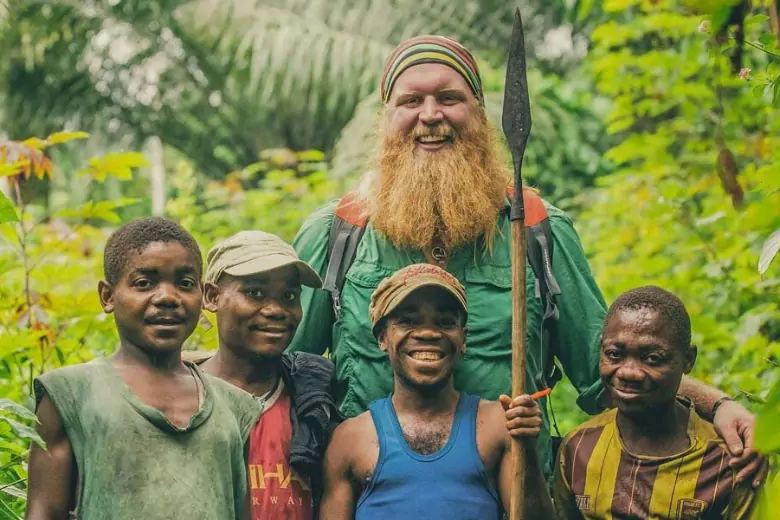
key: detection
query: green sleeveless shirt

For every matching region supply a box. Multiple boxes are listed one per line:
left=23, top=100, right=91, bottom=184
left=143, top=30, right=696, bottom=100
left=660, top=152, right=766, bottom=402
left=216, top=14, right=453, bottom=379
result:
left=34, top=358, right=262, bottom=520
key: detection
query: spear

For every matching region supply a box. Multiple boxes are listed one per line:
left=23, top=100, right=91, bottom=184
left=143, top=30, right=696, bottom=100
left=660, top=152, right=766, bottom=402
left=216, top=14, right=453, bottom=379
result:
left=501, top=8, right=532, bottom=520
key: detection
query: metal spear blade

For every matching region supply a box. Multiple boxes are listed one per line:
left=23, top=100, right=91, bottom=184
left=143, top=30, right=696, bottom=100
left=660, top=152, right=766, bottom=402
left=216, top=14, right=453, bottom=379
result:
left=501, top=7, right=532, bottom=221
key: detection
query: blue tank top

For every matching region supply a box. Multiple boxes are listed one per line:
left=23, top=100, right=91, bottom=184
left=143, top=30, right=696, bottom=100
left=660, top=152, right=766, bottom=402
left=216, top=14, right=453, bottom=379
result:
left=355, top=392, right=502, bottom=520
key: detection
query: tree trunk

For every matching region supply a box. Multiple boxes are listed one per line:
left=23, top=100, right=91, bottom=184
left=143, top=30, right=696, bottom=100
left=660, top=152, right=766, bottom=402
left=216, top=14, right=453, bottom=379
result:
left=148, top=136, right=166, bottom=217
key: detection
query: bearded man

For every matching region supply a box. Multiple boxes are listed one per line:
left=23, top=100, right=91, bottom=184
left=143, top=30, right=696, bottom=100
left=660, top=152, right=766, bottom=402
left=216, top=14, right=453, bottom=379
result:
left=289, top=35, right=766, bottom=485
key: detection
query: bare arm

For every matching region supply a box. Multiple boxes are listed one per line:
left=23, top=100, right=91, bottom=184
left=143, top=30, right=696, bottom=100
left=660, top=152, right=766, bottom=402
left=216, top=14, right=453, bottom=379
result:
left=679, top=376, right=768, bottom=487
left=679, top=375, right=728, bottom=419
left=319, top=420, right=360, bottom=520
left=25, top=393, right=76, bottom=520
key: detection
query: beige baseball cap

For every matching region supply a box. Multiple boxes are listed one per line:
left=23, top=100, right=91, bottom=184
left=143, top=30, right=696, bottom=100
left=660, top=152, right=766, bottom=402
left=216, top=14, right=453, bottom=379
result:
left=369, top=263, right=467, bottom=331
left=205, top=230, right=322, bottom=288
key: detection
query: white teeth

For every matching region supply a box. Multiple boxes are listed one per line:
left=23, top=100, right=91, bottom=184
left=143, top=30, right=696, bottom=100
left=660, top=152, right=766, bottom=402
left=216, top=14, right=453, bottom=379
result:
left=418, top=135, right=448, bottom=143
left=410, top=352, right=443, bottom=361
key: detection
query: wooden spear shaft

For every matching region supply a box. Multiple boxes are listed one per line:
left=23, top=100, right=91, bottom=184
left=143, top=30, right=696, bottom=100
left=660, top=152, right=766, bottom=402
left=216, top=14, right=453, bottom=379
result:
left=502, top=8, right=532, bottom=520
left=509, top=217, right=527, bottom=520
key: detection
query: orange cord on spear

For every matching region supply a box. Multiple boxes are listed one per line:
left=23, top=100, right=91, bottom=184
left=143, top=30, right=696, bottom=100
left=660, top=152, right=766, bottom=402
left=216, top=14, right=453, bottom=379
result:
left=529, top=388, right=552, bottom=401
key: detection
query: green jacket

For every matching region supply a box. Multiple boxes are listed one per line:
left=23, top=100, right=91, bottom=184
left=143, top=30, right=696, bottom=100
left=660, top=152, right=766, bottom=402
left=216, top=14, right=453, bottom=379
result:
left=289, top=196, right=607, bottom=478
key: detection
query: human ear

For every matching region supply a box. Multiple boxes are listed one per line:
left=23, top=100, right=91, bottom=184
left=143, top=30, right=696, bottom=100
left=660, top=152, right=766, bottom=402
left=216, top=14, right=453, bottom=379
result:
left=98, top=280, right=115, bottom=314
left=203, top=282, right=221, bottom=313
left=376, top=327, right=389, bottom=352
left=683, top=344, right=698, bottom=374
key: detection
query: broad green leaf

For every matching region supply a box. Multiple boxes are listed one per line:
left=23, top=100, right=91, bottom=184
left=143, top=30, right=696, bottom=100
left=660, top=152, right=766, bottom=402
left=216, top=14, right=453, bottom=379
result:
left=0, top=399, right=36, bottom=422
left=45, top=130, right=90, bottom=144
left=759, top=34, right=776, bottom=47
left=576, top=0, right=594, bottom=22
left=0, top=191, right=18, bottom=223
left=759, top=229, right=780, bottom=275
left=753, top=474, right=780, bottom=520
left=773, top=77, right=780, bottom=104
left=0, top=417, right=45, bottom=449
left=754, top=379, right=780, bottom=454
left=747, top=15, right=770, bottom=26
left=0, top=484, right=26, bottom=500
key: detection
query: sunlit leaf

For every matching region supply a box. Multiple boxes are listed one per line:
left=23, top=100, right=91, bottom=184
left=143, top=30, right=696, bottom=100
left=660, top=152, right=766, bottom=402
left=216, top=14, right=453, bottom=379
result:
left=0, top=399, right=37, bottom=422
left=0, top=160, right=29, bottom=178
left=0, top=483, right=26, bottom=500
left=77, top=152, right=149, bottom=183
left=19, top=137, right=47, bottom=150
left=0, top=191, right=19, bottom=224
left=759, top=229, right=780, bottom=275
left=756, top=379, right=780, bottom=454
left=0, top=417, right=45, bottom=449
left=45, top=130, right=90, bottom=144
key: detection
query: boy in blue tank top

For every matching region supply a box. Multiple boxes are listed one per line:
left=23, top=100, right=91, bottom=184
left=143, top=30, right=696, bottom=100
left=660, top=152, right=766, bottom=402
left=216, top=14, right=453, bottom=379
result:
left=319, top=264, right=554, bottom=519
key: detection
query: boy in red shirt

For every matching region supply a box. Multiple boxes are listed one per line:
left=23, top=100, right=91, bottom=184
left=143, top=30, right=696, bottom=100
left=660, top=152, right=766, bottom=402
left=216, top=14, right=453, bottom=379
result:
left=193, top=231, right=341, bottom=519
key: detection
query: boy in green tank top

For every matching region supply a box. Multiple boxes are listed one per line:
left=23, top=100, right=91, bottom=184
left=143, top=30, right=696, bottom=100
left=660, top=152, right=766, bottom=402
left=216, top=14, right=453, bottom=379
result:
left=26, top=217, right=262, bottom=520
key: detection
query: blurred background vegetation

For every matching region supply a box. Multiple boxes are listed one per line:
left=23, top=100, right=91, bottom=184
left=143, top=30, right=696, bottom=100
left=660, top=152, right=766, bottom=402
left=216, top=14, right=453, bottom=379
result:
left=1, top=0, right=779, bottom=516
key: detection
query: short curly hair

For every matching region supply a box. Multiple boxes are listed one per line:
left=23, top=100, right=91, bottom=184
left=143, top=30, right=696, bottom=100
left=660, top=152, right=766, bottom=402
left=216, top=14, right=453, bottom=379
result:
left=103, top=217, right=202, bottom=285
left=605, top=286, right=691, bottom=350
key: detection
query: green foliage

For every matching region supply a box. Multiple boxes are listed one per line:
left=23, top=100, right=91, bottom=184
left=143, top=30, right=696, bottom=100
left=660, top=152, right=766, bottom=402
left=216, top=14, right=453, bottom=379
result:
left=574, top=1, right=780, bottom=515
left=0, top=0, right=604, bottom=179
left=581, top=0, right=780, bottom=392
left=0, top=135, right=149, bottom=515
left=0, top=192, right=17, bottom=223
left=0, top=0, right=778, bottom=515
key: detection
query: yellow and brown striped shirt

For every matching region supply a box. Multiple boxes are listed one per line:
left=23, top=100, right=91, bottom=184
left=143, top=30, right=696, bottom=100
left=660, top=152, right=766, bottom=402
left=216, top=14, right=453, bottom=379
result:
left=554, top=402, right=755, bottom=520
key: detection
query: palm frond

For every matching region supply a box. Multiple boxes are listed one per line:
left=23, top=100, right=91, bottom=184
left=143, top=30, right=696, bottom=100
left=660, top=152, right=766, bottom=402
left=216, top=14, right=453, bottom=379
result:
left=0, top=0, right=604, bottom=177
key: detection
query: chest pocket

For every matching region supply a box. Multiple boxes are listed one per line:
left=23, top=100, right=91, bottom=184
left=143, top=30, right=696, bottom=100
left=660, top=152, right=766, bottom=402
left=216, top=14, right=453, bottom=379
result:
left=463, top=264, right=539, bottom=358
left=338, top=264, right=392, bottom=360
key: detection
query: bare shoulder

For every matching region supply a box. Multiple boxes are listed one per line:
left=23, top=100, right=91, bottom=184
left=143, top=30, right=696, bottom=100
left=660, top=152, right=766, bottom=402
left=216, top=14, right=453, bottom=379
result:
left=477, top=399, right=510, bottom=438
left=475, top=400, right=509, bottom=477
left=331, top=410, right=377, bottom=450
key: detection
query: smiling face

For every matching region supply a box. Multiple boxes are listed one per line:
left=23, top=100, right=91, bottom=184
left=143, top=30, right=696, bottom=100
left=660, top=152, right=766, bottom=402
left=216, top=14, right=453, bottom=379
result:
left=600, top=307, right=697, bottom=418
left=367, top=64, right=509, bottom=252
left=203, top=265, right=303, bottom=360
left=385, top=62, right=479, bottom=152
left=98, top=241, right=203, bottom=355
left=377, top=286, right=467, bottom=393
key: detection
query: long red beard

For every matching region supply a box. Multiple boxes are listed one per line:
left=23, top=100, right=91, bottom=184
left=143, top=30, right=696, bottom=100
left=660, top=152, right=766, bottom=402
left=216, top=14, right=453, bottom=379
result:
left=364, top=113, right=509, bottom=251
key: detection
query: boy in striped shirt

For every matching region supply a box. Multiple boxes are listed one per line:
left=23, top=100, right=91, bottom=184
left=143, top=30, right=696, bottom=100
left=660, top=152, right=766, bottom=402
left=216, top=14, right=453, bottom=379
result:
left=553, top=286, right=756, bottom=519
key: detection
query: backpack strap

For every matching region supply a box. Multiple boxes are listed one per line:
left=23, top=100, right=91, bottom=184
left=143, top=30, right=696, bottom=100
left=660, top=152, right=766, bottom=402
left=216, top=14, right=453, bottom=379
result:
left=506, top=187, right=562, bottom=390
left=324, top=188, right=561, bottom=391
left=323, top=193, right=367, bottom=320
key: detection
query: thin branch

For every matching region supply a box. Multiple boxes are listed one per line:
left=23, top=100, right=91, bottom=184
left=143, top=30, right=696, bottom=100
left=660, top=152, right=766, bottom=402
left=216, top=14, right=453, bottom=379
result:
left=744, top=40, right=780, bottom=59
left=12, top=180, right=32, bottom=329
left=0, top=478, right=24, bottom=492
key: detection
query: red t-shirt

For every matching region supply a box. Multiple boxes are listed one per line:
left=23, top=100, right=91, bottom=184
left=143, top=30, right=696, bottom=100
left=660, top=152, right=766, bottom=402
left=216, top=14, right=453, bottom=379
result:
left=247, top=383, right=313, bottom=520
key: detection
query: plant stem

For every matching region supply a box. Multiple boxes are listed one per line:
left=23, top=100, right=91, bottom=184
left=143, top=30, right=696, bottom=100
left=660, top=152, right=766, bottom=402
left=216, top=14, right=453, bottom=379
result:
left=0, top=478, right=24, bottom=492
left=12, top=181, right=32, bottom=329
left=745, top=40, right=780, bottom=59
left=0, top=498, right=22, bottom=520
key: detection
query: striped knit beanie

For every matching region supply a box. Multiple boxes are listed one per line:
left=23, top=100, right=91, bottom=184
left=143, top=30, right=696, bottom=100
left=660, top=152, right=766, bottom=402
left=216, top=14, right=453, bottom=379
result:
left=380, top=35, right=483, bottom=105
